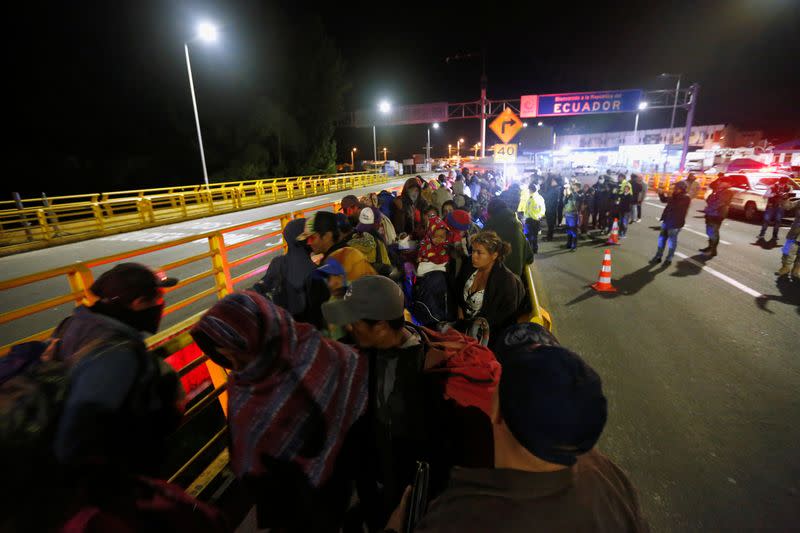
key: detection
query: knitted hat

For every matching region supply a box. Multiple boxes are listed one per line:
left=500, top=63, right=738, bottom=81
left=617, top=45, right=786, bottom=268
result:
left=498, top=344, right=607, bottom=466
left=446, top=209, right=471, bottom=232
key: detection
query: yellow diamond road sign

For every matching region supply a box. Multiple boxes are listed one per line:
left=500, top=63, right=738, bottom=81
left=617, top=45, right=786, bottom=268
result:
left=489, top=108, right=523, bottom=144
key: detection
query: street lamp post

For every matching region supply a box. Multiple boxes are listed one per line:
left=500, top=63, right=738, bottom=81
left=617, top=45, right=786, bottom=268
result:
left=184, top=21, right=218, bottom=187
left=374, top=100, right=391, bottom=162
left=633, top=101, right=648, bottom=144
left=426, top=123, right=439, bottom=167
left=660, top=73, right=683, bottom=133
left=448, top=144, right=452, bottom=158
left=351, top=147, right=357, bottom=169
left=382, top=147, right=388, bottom=161
left=457, top=138, right=464, bottom=158
left=660, top=73, right=683, bottom=172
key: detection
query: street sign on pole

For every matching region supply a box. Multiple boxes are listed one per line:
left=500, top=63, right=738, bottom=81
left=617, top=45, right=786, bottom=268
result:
left=489, top=108, right=523, bottom=144
left=493, top=143, right=518, bottom=163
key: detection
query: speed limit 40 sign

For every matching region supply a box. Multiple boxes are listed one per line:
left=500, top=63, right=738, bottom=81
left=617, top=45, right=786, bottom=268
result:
left=493, top=143, right=517, bottom=163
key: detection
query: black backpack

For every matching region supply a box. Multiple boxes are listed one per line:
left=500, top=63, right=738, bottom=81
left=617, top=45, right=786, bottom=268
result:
left=0, top=338, right=69, bottom=462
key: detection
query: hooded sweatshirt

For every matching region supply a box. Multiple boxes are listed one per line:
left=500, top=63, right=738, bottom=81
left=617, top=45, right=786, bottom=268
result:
left=392, top=178, right=428, bottom=236
left=260, top=218, right=316, bottom=316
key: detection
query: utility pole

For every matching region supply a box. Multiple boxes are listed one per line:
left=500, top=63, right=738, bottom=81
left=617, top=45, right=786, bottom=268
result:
left=679, top=84, right=700, bottom=173
left=426, top=127, right=431, bottom=166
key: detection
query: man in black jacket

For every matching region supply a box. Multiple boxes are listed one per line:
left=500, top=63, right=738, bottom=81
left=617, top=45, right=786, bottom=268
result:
left=322, top=276, right=494, bottom=529
left=591, top=175, right=608, bottom=229
left=701, top=179, right=736, bottom=258
left=651, top=181, right=691, bottom=266
left=542, top=177, right=562, bottom=241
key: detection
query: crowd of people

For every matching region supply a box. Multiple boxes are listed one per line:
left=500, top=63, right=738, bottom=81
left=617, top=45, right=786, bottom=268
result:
left=5, top=164, right=797, bottom=531
left=1, top=168, right=652, bottom=532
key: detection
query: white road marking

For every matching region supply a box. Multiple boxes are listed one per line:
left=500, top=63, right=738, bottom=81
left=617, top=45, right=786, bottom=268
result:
left=673, top=252, right=763, bottom=298
left=645, top=202, right=665, bottom=210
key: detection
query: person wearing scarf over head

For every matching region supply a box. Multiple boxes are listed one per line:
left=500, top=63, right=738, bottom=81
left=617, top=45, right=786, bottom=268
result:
left=190, top=292, right=369, bottom=532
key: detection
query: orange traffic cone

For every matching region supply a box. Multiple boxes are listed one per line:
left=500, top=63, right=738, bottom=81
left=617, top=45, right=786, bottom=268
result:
left=606, top=218, right=620, bottom=245
left=591, top=249, right=617, bottom=292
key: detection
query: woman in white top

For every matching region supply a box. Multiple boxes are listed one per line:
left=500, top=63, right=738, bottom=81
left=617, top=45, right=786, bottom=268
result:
left=455, top=231, right=526, bottom=337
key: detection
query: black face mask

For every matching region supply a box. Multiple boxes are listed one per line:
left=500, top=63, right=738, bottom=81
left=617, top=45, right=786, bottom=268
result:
left=94, top=301, right=165, bottom=334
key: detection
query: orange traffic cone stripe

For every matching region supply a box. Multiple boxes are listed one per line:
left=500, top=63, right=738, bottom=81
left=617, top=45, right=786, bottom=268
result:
left=591, top=249, right=617, bottom=292
left=606, top=218, right=620, bottom=245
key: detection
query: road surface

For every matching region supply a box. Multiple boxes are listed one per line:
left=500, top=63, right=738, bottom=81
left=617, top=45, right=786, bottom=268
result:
left=533, top=194, right=798, bottom=531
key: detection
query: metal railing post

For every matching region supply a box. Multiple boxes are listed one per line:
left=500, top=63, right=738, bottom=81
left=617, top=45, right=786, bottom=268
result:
left=208, top=233, right=233, bottom=299
left=205, top=232, right=233, bottom=413
left=91, top=203, right=106, bottom=232
left=280, top=214, right=292, bottom=254
left=12, top=192, right=33, bottom=242
left=36, top=210, right=52, bottom=241
left=41, top=193, right=64, bottom=237
left=67, top=263, right=96, bottom=306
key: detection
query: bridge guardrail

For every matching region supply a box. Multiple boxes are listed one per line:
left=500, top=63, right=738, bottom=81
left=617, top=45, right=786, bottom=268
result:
left=0, top=180, right=553, bottom=497
left=0, top=172, right=386, bottom=255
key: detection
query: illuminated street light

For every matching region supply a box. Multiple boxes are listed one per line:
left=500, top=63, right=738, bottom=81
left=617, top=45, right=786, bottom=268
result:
left=634, top=102, right=649, bottom=143
left=448, top=144, right=453, bottom=157
left=538, top=121, right=543, bottom=127
left=197, top=21, right=218, bottom=42
left=351, top=147, right=357, bottom=169
left=382, top=147, right=388, bottom=161
left=373, top=100, right=392, bottom=161
left=427, top=123, right=440, bottom=166
left=523, top=122, right=528, bottom=128
left=184, top=20, right=220, bottom=186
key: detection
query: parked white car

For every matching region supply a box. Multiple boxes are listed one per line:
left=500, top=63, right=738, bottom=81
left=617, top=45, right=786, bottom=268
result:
left=572, top=165, right=599, bottom=176
left=705, top=172, right=800, bottom=221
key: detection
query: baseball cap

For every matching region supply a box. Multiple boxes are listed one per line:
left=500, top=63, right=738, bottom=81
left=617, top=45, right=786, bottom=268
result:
left=90, top=262, right=178, bottom=304
left=313, top=257, right=346, bottom=279
left=339, top=195, right=361, bottom=212
left=498, top=343, right=607, bottom=466
left=296, top=211, right=338, bottom=241
left=356, top=206, right=381, bottom=233
left=322, top=275, right=404, bottom=326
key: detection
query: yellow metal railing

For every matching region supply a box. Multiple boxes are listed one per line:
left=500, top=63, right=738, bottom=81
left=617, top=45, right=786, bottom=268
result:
left=0, top=178, right=551, bottom=495
left=524, top=264, right=553, bottom=332
left=641, top=172, right=716, bottom=198
left=0, top=172, right=386, bottom=255
left=0, top=197, right=355, bottom=494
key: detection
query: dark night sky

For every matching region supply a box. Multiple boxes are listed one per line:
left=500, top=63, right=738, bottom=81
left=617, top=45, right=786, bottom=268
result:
left=8, top=0, right=799, bottom=192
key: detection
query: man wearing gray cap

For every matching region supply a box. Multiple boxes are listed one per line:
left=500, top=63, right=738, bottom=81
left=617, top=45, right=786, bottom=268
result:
left=323, top=276, right=496, bottom=528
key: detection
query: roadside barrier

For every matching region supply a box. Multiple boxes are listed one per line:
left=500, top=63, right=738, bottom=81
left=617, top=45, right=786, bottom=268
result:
left=0, top=181, right=553, bottom=498
left=0, top=172, right=388, bottom=255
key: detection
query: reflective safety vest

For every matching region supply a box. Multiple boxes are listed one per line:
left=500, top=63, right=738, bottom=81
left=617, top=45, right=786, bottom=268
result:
left=525, top=192, right=546, bottom=220
left=518, top=188, right=530, bottom=213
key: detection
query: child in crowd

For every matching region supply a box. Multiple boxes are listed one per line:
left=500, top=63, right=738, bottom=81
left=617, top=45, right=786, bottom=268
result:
left=417, top=212, right=451, bottom=277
